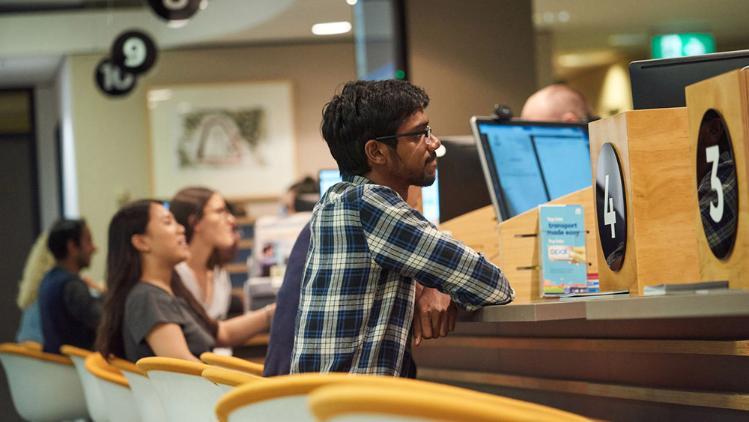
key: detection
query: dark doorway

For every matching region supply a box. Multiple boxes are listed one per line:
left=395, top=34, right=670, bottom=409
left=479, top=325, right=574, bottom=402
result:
left=0, top=88, right=40, bottom=420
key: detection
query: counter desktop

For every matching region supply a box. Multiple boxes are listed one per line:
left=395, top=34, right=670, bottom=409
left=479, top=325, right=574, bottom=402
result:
left=412, top=50, right=749, bottom=421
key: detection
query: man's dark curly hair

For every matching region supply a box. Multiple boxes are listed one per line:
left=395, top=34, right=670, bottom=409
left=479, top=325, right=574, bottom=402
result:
left=321, top=79, right=429, bottom=177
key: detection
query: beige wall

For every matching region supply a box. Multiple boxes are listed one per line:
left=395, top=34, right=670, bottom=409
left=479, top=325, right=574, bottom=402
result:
left=566, top=60, right=634, bottom=118
left=68, top=41, right=355, bottom=279
left=406, top=0, right=537, bottom=135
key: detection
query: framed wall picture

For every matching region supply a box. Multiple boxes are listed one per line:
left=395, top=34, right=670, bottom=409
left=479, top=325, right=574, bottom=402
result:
left=146, top=80, right=296, bottom=199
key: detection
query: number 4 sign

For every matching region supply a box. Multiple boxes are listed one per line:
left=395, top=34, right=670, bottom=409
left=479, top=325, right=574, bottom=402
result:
left=596, top=142, right=627, bottom=272
left=603, top=174, right=617, bottom=238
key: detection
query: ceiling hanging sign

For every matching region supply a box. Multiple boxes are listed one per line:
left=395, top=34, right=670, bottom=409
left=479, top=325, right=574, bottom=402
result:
left=111, top=30, right=158, bottom=75
left=147, top=0, right=202, bottom=22
left=95, top=58, right=137, bottom=97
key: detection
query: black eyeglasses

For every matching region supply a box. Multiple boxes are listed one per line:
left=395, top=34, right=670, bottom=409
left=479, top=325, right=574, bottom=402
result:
left=374, top=125, right=436, bottom=146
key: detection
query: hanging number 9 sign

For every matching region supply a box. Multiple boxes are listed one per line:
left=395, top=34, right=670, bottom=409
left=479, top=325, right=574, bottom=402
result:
left=111, top=30, right=157, bottom=75
left=695, top=109, right=738, bottom=260
left=95, top=59, right=136, bottom=97
left=147, top=0, right=201, bottom=21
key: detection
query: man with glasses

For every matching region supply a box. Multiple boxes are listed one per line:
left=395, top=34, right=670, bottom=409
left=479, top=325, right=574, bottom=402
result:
left=291, top=79, right=513, bottom=377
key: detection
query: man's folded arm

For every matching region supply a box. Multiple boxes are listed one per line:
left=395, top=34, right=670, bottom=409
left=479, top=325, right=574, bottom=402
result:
left=359, top=186, right=513, bottom=310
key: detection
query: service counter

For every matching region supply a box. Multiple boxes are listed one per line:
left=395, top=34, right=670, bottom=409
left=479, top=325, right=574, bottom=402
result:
left=412, top=290, right=749, bottom=421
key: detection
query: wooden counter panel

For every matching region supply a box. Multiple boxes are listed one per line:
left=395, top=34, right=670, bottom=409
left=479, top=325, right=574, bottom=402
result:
left=417, top=368, right=749, bottom=412
left=453, top=316, right=749, bottom=340
left=413, top=343, right=749, bottom=392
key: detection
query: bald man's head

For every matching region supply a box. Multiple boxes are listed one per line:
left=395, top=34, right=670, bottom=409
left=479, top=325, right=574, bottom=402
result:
left=520, top=84, right=592, bottom=123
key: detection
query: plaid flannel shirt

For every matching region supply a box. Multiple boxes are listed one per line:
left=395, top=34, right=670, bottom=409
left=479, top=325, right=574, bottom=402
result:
left=290, top=175, right=513, bottom=376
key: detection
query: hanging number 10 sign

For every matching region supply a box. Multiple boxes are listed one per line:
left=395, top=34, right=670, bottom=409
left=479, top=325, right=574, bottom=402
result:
left=596, top=143, right=627, bottom=271
left=96, top=30, right=157, bottom=98
left=95, top=59, right=136, bottom=97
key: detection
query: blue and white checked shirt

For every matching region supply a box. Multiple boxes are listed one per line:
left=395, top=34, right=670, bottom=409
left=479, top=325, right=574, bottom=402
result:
left=290, top=175, right=513, bottom=376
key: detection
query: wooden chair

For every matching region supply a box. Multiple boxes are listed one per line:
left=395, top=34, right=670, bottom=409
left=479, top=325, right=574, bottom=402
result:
left=0, top=342, right=87, bottom=421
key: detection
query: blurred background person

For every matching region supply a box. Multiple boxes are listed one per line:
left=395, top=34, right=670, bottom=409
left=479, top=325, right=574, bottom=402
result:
left=170, top=187, right=236, bottom=321
left=15, top=231, right=55, bottom=344
left=520, top=83, right=595, bottom=123
left=96, top=200, right=274, bottom=362
left=38, top=218, right=102, bottom=353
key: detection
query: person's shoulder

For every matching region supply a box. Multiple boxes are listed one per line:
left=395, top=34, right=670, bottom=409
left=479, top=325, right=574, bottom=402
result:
left=126, top=282, right=173, bottom=308
left=174, top=262, right=195, bottom=285
left=360, top=183, right=405, bottom=207
left=39, top=267, right=73, bottom=290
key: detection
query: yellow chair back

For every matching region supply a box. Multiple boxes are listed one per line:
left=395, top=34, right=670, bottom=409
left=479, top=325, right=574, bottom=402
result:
left=200, top=352, right=264, bottom=376
left=309, top=383, right=591, bottom=422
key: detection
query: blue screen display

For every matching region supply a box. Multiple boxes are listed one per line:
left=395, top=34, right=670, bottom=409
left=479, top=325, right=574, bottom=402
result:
left=477, top=123, right=590, bottom=218
left=318, top=169, right=342, bottom=195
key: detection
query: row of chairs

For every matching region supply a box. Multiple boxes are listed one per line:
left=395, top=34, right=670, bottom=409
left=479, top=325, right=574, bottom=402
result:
left=0, top=342, right=592, bottom=421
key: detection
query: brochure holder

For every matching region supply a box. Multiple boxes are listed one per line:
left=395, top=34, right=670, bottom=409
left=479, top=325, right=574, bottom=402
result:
left=440, top=186, right=597, bottom=303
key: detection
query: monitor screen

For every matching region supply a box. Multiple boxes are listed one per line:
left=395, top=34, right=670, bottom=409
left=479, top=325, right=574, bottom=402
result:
left=317, top=168, right=439, bottom=225
left=318, top=169, right=342, bottom=195
left=471, top=118, right=590, bottom=221
left=436, top=137, right=492, bottom=223
left=630, top=49, right=749, bottom=109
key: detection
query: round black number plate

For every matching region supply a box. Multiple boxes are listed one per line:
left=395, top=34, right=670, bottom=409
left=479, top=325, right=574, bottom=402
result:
left=696, top=109, right=738, bottom=260
left=147, top=0, right=201, bottom=21
left=94, top=58, right=137, bottom=97
left=111, top=30, right=157, bottom=75
left=596, top=142, right=627, bottom=272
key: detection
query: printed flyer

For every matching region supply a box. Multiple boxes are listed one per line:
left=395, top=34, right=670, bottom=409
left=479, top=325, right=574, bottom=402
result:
left=539, top=204, right=590, bottom=296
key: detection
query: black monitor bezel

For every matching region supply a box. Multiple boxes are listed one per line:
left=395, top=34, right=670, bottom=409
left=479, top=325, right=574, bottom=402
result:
left=630, top=49, right=749, bottom=110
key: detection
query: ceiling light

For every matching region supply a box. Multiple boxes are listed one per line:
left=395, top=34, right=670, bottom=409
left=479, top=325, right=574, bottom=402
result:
left=557, top=11, right=570, bottom=23
left=312, top=21, right=352, bottom=36
left=346, top=0, right=358, bottom=5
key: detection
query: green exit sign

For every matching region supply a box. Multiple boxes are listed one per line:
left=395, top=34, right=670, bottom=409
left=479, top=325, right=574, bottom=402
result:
left=652, top=33, right=716, bottom=58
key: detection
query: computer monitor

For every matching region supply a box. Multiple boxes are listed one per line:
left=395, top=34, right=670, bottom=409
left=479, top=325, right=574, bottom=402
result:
left=436, top=137, right=492, bottom=223
left=630, top=49, right=749, bottom=110
left=470, top=117, right=591, bottom=221
left=318, top=169, right=342, bottom=195
left=317, top=168, right=440, bottom=225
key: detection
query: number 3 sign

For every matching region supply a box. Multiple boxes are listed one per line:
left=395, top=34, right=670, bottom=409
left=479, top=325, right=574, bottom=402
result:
left=695, top=109, right=738, bottom=260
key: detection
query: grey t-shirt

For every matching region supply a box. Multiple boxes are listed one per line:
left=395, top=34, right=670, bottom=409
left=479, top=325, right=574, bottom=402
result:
left=123, top=282, right=215, bottom=362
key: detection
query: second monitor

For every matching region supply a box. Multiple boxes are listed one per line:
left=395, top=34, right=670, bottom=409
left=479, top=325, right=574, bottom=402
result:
left=471, top=117, right=591, bottom=221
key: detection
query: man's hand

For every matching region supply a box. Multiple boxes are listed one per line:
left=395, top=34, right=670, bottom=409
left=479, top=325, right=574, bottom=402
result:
left=412, top=284, right=457, bottom=346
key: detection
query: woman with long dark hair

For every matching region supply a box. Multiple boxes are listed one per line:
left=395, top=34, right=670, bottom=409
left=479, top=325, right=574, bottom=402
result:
left=169, top=187, right=236, bottom=320
left=96, top=200, right=273, bottom=362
